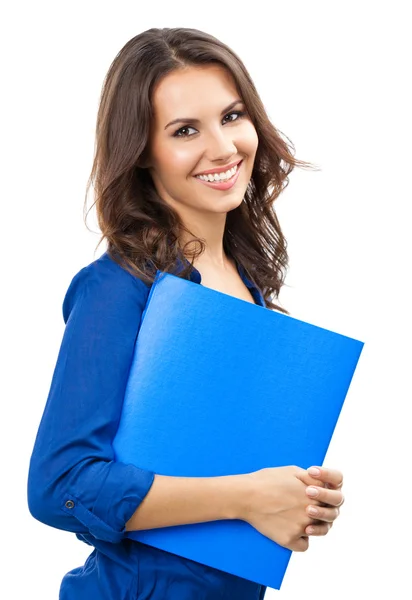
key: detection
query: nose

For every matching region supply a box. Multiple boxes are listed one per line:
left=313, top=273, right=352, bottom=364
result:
left=204, top=127, right=237, bottom=164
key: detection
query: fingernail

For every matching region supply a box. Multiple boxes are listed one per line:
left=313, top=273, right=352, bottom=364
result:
left=307, top=487, right=318, bottom=497
left=308, top=506, right=318, bottom=516
left=308, top=467, right=321, bottom=476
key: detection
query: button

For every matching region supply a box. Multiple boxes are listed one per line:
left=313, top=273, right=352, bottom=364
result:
left=65, top=500, right=75, bottom=509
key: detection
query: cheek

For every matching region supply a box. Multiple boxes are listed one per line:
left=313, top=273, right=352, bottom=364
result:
left=241, top=124, right=259, bottom=156
left=161, top=145, right=196, bottom=178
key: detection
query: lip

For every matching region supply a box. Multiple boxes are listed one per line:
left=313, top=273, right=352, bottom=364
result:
left=194, top=160, right=243, bottom=191
left=193, top=159, right=242, bottom=177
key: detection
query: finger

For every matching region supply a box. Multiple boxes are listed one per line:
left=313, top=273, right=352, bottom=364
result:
left=306, top=486, right=344, bottom=507
left=307, top=504, right=340, bottom=523
left=295, top=469, right=326, bottom=489
left=306, top=466, right=343, bottom=489
left=305, top=522, right=332, bottom=536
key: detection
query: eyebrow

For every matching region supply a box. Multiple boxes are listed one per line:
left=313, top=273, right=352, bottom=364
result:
left=164, top=99, right=244, bottom=130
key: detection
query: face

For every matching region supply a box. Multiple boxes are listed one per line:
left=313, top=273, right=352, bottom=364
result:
left=144, top=64, right=259, bottom=225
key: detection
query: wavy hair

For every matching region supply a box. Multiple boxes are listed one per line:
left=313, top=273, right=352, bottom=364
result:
left=84, top=27, right=317, bottom=313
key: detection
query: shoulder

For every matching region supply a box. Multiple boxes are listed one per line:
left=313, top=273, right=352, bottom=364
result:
left=62, top=251, right=151, bottom=324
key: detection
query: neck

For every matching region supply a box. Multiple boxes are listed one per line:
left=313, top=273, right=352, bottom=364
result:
left=179, top=213, right=231, bottom=269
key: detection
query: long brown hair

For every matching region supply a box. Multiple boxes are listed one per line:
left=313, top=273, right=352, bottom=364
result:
left=84, top=27, right=317, bottom=313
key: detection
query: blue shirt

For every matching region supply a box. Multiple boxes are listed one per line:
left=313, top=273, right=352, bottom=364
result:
left=27, top=251, right=267, bottom=600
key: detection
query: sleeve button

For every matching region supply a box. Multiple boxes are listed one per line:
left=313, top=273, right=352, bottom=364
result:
left=65, top=500, right=75, bottom=509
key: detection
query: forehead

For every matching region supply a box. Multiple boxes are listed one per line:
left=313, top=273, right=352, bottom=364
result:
left=151, top=65, right=239, bottom=121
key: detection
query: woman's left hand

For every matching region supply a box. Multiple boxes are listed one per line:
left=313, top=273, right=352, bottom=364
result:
left=297, top=466, right=344, bottom=537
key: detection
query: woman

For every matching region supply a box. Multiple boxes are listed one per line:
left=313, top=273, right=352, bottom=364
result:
left=27, top=27, right=344, bottom=599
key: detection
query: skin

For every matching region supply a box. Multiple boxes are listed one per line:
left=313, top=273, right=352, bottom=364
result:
left=143, top=63, right=258, bottom=269
left=296, top=466, right=344, bottom=539
left=243, top=465, right=344, bottom=550
left=141, top=64, right=345, bottom=542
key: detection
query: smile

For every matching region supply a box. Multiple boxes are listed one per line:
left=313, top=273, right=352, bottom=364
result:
left=195, top=160, right=241, bottom=182
left=193, top=160, right=243, bottom=191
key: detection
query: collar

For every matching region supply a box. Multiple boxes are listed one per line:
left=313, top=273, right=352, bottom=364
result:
left=108, top=249, right=265, bottom=307
left=175, top=255, right=266, bottom=307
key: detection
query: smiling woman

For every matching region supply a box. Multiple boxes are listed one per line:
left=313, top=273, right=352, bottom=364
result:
left=84, top=27, right=316, bottom=313
left=26, top=26, right=345, bottom=600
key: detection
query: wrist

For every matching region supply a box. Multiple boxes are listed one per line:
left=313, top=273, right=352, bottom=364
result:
left=225, top=473, right=255, bottom=522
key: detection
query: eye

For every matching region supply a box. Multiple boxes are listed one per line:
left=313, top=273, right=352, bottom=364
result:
left=172, top=110, right=246, bottom=138
left=173, top=125, right=197, bottom=138
left=222, top=110, right=246, bottom=124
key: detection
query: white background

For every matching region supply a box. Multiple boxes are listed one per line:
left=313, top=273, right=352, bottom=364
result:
left=2, top=1, right=411, bottom=597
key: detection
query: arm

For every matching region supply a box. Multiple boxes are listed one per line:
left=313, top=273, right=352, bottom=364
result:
left=125, top=472, right=247, bottom=531
left=27, top=256, right=157, bottom=544
left=27, top=254, right=250, bottom=543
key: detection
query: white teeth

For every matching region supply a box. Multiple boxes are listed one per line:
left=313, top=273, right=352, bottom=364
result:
left=196, top=163, right=239, bottom=182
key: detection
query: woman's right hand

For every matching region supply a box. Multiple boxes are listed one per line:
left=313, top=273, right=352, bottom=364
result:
left=240, top=466, right=324, bottom=552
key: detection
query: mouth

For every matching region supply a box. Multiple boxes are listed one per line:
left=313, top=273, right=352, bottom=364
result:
left=194, top=159, right=242, bottom=180
left=193, top=160, right=243, bottom=191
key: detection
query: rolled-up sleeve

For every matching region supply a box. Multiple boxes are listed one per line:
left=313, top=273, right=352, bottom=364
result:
left=27, top=255, right=156, bottom=544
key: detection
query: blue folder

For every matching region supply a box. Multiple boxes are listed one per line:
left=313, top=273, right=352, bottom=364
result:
left=112, top=271, right=364, bottom=589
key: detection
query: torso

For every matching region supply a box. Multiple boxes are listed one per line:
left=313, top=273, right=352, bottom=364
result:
left=194, top=258, right=256, bottom=305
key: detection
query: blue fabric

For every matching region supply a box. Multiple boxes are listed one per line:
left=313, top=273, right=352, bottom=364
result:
left=27, top=251, right=267, bottom=599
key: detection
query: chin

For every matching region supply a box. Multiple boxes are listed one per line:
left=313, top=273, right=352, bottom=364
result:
left=227, top=196, right=244, bottom=211
left=212, top=195, right=244, bottom=214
